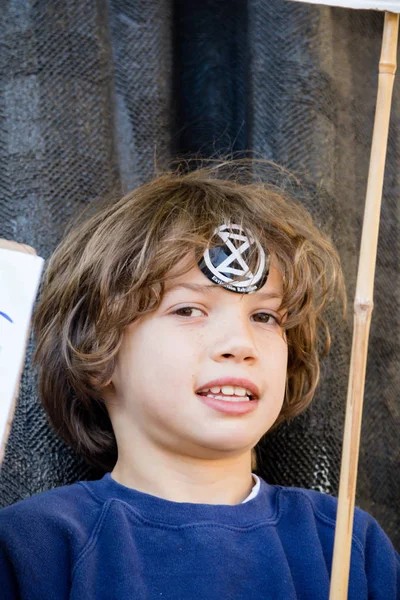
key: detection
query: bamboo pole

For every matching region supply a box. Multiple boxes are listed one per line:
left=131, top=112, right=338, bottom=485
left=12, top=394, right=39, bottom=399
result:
left=329, top=12, right=399, bottom=599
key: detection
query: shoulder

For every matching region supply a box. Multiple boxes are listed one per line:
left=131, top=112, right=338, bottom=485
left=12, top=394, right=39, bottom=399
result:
left=0, top=480, right=108, bottom=598
left=275, top=484, right=344, bottom=528
left=271, top=484, right=400, bottom=597
left=0, top=478, right=106, bottom=553
left=0, top=477, right=101, bottom=515
left=274, top=484, right=399, bottom=559
left=275, top=484, right=371, bottom=530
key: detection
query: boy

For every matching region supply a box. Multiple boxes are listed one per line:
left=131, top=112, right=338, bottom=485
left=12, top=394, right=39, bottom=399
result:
left=0, top=159, right=399, bottom=599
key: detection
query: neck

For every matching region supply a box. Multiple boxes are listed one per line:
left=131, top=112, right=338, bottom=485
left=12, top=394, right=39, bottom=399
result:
left=111, top=435, right=254, bottom=505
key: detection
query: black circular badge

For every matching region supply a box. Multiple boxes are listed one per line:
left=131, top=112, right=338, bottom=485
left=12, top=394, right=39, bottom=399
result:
left=198, top=224, right=270, bottom=293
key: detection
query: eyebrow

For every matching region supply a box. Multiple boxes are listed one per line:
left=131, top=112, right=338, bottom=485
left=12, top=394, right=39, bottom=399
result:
left=164, top=282, right=283, bottom=301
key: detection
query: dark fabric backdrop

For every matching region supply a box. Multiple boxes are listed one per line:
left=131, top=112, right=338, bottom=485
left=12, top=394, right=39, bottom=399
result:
left=0, top=0, right=399, bottom=550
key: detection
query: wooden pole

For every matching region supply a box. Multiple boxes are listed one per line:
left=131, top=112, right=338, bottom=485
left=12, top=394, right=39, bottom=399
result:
left=329, top=12, right=399, bottom=599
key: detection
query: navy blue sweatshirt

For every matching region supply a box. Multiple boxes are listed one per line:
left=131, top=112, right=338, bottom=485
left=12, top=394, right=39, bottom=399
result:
left=0, top=472, right=398, bottom=599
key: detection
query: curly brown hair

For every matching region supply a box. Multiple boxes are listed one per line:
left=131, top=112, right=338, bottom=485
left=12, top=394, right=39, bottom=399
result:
left=33, top=158, right=345, bottom=472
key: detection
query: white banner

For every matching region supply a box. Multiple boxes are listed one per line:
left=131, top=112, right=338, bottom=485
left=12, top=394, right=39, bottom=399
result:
left=0, top=249, right=44, bottom=463
left=287, top=0, right=400, bottom=12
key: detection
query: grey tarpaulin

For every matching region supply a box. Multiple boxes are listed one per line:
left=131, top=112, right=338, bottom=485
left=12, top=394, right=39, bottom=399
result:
left=0, top=0, right=399, bottom=550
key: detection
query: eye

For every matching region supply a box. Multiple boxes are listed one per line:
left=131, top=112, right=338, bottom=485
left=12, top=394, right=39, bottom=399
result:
left=174, top=306, right=205, bottom=318
left=252, top=312, right=280, bottom=325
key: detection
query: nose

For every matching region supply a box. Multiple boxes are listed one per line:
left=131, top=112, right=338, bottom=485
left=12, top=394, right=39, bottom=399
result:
left=210, top=314, right=259, bottom=364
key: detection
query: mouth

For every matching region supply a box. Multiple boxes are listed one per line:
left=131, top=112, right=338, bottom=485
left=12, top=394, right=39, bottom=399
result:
left=195, top=378, right=260, bottom=402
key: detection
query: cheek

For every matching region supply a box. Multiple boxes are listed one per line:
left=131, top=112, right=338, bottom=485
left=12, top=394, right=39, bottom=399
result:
left=114, top=322, right=201, bottom=404
left=260, top=335, right=288, bottom=385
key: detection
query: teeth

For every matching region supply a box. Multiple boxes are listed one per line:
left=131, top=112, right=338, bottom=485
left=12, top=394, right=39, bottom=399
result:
left=234, top=387, right=247, bottom=397
left=206, top=394, right=249, bottom=402
left=221, top=385, right=234, bottom=395
left=199, top=384, right=254, bottom=400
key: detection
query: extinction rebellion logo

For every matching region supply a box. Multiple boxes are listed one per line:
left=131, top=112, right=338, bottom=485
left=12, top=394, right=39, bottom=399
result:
left=198, top=223, right=270, bottom=293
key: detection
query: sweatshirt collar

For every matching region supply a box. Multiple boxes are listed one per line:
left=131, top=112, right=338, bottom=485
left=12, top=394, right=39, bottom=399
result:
left=82, top=472, right=278, bottom=527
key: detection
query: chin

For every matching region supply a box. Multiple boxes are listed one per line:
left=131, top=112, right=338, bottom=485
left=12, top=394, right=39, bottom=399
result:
left=192, top=436, right=257, bottom=458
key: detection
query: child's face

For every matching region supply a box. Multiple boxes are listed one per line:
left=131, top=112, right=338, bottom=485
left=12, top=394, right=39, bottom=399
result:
left=106, top=257, right=288, bottom=461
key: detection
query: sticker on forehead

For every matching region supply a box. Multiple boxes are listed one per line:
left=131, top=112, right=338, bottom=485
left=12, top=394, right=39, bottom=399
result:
left=198, top=224, right=270, bottom=293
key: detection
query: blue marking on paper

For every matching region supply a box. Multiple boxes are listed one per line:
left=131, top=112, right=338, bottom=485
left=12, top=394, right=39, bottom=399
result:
left=0, top=311, right=13, bottom=323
